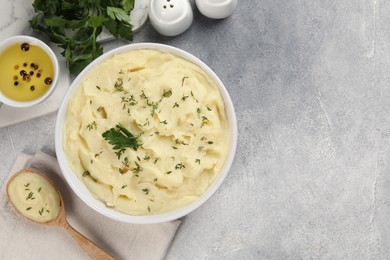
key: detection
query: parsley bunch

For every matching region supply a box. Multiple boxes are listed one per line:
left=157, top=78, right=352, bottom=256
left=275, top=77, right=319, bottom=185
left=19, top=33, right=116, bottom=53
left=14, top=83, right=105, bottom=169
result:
left=30, top=0, right=135, bottom=74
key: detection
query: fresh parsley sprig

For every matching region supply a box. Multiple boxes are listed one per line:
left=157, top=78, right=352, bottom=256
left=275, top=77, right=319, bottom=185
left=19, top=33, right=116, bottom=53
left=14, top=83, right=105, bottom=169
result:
left=102, top=123, right=140, bottom=151
left=30, top=0, right=135, bottom=74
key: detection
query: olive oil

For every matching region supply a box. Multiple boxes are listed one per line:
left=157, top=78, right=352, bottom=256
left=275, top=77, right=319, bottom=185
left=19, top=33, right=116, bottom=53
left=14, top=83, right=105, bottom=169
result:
left=0, top=42, right=54, bottom=102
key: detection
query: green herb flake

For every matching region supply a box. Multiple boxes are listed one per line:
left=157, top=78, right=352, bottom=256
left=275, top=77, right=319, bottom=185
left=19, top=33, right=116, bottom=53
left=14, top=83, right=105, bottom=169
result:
left=195, top=159, right=201, bottom=164
left=115, top=149, right=126, bottom=160
left=201, top=116, right=209, bottom=127
left=162, top=89, right=172, bottom=98
left=140, top=90, right=148, bottom=100
left=160, top=120, right=168, bottom=125
left=198, top=146, right=204, bottom=151
left=26, top=192, right=34, bottom=201
left=181, top=76, right=189, bottom=87
left=175, top=139, right=188, bottom=145
left=147, top=206, right=151, bottom=212
left=121, top=185, right=127, bottom=189
left=172, top=146, right=178, bottom=150
left=86, top=121, right=97, bottom=131
left=207, top=106, right=212, bottom=111
left=121, top=95, right=138, bottom=106
left=165, top=171, right=172, bottom=175
left=175, top=163, right=185, bottom=170
left=173, top=102, right=179, bottom=108
left=114, top=77, right=124, bottom=92
left=38, top=187, right=42, bottom=193
left=95, top=151, right=103, bottom=157
left=26, top=207, right=32, bottom=211
left=142, top=188, right=149, bottom=195
left=132, top=161, right=143, bottom=174
left=208, top=141, right=214, bottom=144
left=181, top=95, right=189, bottom=101
left=24, top=183, right=30, bottom=188
left=122, top=157, right=130, bottom=167
left=82, top=171, right=90, bottom=177
left=96, top=86, right=101, bottom=91
left=38, top=207, right=44, bottom=216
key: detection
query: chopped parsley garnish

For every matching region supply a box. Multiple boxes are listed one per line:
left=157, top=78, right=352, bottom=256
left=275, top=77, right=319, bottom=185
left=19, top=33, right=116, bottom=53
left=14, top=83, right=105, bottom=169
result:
left=132, top=161, right=143, bottom=174
left=140, top=90, right=148, bottom=100
left=142, top=188, right=149, bottom=195
left=121, top=95, right=138, bottom=106
left=201, top=116, right=209, bottom=127
left=82, top=171, right=90, bottom=177
left=181, top=76, right=189, bottom=87
left=114, top=77, right=124, bottom=92
left=195, top=159, right=201, bottom=164
left=115, top=149, right=126, bottom=160
left=86, top=121, right=97, bottom=131
left=175, top=139, right=188, bottom=145
left=122, top=157, right=130, bottom=167
left=162, top=89, right=172, bottom=98
left=175, top=163, right=185, bottom=170
left=26, top=192, right=34, bottom=201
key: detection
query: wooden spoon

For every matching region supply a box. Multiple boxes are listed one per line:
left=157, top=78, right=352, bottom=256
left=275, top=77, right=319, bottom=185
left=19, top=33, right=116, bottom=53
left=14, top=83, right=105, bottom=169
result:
left=6, top=169, right=114, bottom=260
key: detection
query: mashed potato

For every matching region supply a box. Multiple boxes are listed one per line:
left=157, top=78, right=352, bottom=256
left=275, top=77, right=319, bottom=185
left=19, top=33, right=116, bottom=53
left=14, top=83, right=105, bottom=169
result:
left=63, top=49, right=229, bottom=215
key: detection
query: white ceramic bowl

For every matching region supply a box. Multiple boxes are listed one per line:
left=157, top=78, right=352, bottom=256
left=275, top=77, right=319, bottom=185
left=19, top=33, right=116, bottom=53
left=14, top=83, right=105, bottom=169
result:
left=0, top=35, right=59, bottom=107
left=55, top=43, right=237, bottom=224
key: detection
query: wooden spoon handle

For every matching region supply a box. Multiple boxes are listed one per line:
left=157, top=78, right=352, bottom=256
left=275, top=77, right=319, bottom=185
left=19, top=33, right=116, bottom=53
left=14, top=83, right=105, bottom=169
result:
left=62, top=221, right=114, bottom=260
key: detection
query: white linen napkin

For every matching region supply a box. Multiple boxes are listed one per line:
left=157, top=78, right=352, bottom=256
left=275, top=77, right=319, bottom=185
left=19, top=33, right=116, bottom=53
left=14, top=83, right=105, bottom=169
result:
left=0, top=151, right=181, bottom=260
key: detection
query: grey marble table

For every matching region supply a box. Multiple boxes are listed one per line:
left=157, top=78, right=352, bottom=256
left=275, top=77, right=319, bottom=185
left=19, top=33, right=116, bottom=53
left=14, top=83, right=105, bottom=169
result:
left=1, top=0, right=390, bottom=259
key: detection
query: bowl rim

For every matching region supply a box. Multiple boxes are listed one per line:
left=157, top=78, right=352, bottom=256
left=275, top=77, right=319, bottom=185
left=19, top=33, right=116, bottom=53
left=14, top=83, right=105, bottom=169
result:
left=55, top=42, right=237, bottom=224
left=0, top=35, right=59, bottom=107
